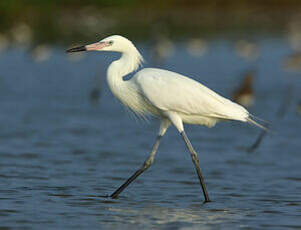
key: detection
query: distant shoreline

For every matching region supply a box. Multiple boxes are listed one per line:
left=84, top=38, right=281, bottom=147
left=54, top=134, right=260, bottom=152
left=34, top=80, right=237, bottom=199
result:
left=1, top=1, right=300, bottom=44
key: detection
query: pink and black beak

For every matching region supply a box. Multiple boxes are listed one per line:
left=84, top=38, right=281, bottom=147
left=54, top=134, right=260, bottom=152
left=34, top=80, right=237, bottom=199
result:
left=66, top=45, right=86, bottom=53
left=66, top=41, right=110, bottom=53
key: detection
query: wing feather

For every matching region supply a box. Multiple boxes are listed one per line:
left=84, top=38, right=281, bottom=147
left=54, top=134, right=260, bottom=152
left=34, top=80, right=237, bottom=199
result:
left=134, top=68, right=248, bottom=121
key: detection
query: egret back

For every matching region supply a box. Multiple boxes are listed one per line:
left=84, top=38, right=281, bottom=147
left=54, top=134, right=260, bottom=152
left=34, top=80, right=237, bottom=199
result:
left=133, top=68, right=249, bottom=123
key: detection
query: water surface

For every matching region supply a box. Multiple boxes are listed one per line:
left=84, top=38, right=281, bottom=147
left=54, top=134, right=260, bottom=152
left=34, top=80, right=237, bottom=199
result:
left=0, top=37, right=300, bottom=229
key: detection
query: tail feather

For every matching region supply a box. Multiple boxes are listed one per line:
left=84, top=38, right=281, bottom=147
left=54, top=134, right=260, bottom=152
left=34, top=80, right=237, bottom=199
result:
left=249, top=114, right=271, bottom=125
left=246, top=117, right=269, bottom=132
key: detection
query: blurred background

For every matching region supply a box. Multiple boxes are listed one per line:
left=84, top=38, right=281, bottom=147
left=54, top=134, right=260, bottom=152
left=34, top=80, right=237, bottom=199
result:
left=0, top=0, right=300, bottom=229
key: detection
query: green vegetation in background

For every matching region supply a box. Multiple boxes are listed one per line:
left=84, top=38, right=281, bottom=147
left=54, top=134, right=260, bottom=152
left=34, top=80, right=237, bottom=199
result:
left=1, top=0, right=301, bottom=45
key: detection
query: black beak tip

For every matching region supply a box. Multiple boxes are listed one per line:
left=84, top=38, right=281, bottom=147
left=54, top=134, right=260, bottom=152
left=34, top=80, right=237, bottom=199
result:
left=66, top=46, right=86, bottom=53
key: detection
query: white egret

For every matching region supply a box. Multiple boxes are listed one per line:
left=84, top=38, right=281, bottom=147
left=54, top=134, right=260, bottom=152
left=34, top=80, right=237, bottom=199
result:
left=235, top=40, right=259, bottom=61
left=31, top=44, right=52, bottom=62
left=67, top=35, right=266, bottom=203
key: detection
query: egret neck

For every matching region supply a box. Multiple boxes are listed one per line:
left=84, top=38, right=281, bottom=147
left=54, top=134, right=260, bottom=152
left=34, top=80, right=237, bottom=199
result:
left=106, top=49, right=143, bottom=101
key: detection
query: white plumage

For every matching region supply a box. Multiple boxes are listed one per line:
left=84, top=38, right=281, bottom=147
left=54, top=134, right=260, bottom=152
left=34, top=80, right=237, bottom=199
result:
left=135, top=68, right=249, bottom=125
left=101, top=35, right=253, bottom=132
left=67, top=35, right=265, bottom=202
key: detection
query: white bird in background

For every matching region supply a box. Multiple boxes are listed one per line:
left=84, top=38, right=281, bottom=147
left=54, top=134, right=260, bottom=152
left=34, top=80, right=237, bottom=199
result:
left=67, top=35, right=266, bottom=203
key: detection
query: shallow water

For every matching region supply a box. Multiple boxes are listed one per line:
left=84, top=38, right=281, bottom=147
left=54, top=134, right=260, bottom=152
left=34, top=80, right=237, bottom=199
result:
left=0, top=37, right=300, bottom=229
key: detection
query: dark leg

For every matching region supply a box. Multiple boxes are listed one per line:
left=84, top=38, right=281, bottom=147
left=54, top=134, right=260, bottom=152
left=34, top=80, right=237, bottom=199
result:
left=181, top=131, right=211, bottom=203
left=247, top=127, right=268, bottom=153
left=110, top=135, right=162, bottom=199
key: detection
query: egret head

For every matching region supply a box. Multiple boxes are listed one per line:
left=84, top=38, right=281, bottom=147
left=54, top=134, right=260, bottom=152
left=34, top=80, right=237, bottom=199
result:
left=67, top=35, right=144, bottom=72
left=67, top=35, right=138, bottom=53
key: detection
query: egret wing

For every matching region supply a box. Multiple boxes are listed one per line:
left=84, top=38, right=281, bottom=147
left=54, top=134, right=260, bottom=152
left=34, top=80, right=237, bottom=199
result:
left=134, top=68, right=248, bottom=121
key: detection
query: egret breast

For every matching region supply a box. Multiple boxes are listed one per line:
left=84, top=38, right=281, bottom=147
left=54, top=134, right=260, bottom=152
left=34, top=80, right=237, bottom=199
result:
left=117, top=81, right=161, bottom=118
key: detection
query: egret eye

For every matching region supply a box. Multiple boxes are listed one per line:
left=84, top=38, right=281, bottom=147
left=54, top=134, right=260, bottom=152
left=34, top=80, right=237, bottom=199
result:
left=108, top=41, right=114, bottom=45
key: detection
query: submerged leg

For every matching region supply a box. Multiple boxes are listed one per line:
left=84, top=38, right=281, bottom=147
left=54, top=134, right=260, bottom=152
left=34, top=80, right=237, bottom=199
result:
left=181, top=131, right=211, bottom=203
left=110, top=119, right=170, bottom=199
